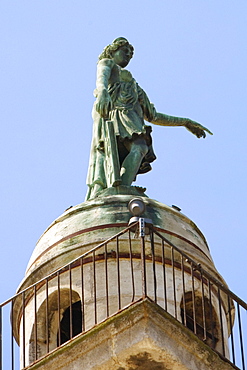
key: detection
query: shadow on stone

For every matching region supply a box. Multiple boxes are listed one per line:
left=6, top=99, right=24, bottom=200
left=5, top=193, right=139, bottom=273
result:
left=124, top=351, right=167, bottom=370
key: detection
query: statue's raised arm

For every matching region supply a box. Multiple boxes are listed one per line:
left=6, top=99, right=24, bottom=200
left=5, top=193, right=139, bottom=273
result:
left=150, top=113, right=213, bottom=138
left=86, top=37, right=212, bottom=201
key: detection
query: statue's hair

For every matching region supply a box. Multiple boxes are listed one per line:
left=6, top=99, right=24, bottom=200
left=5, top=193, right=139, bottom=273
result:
left=98, top=37, right=134, bottom=61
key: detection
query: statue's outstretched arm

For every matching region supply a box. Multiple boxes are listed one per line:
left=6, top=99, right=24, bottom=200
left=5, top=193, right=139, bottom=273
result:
left=151, top=112, right=213, bottom=138
left=94, top=59, right=114, bottom=119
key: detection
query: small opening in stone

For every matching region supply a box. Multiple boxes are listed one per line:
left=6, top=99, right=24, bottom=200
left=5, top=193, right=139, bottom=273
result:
left=57, top=300, right=82, bottom=345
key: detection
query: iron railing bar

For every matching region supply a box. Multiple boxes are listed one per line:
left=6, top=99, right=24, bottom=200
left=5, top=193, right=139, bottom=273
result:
left=150, top=230, right=157, bottom=303
left=237, top=303, right=245, bottom=370
left=161, top=240, right=167, bottom=311
left=218, top=287, right=225, bottom=357
left=104, top=244, right=109, bottom=317
left=34, top=285, right=37, bottom=361
left=181, top=255, right=187, bottom=326
left=22, top=292, right=26, bottom=368
left=45, top=279, right=49, bottom=354
left=208, top=281, right=215, bottom=349
left=200, top=270, right=207, bottom=341
left=171, top=247, right=177, bottom=319
left=128, top=230, right=135, bottom=302
left=140, top=228, right=147, bottom=298
left=93, top=251, right=97, bottom=325
left=80, top=257, right=85, bottom=332
left=228, top=294, right=235, bottom=365
left=57, top=271, right=61, bottom=347
left=191, top=262, right=197, bottom=335
left=69, top=265, right=73, bottom=340
left=11, top=300, right=14, bottom=370
left=116, top=236, right=121, bottom=310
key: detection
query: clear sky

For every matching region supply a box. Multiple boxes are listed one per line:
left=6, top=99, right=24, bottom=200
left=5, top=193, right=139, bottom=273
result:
left=1, top=1, right=247, bottom=310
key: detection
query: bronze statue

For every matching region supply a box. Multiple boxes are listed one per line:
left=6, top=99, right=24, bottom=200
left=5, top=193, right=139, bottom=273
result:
left=86, top=37, right=212, bottom=200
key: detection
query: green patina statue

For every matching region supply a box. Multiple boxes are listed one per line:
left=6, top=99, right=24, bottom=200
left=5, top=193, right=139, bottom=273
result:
left=86, top=37, right=212, bottom=200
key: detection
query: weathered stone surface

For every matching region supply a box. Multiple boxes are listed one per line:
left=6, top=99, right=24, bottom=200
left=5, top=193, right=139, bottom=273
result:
left=25, top=299, right=236, bottom=370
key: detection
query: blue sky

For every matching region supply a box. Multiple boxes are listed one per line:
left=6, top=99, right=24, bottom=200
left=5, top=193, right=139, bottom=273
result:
left=1, top=1, right=247, bottom=309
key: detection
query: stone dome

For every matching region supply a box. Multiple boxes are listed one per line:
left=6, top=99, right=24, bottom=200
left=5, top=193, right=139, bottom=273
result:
left=17, top=194, right=227, bottom=292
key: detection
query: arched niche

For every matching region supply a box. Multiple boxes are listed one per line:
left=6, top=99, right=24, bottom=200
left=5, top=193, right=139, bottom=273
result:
left=28, top=288, right=81, bottom=364
left=180, top=291, right=219, bottom=349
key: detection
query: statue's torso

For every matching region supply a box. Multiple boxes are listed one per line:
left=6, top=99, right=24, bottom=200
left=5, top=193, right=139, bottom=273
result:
left=108, top=65, right=140, bottom=112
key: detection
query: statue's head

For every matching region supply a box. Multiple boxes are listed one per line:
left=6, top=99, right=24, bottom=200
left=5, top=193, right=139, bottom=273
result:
left=98, top=37, right=134, bottom=62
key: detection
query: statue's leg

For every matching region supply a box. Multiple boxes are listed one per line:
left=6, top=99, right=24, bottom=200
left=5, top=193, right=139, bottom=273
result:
left=120, top=138, right=148, bottom=186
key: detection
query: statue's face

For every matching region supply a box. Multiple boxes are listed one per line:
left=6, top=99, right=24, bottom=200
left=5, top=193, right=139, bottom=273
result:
left=112, top=45, right=132, bottom=68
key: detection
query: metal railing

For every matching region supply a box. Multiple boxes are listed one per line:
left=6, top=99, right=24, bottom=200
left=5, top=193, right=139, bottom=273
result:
left=0, top=220, right=246, bottom=369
